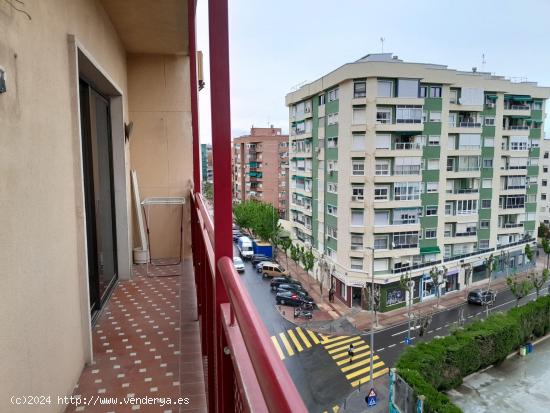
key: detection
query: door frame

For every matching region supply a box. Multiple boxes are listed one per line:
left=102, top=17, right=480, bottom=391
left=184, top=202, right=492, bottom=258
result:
left=68, top=35, right=132, bottom=363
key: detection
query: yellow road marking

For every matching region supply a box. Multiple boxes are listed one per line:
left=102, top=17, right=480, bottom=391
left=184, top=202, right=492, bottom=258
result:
left=327, top=338, right=364, bottom=354
left=345, top=360, right=386, bottom=380
left=287, top=329, right=303, bottom=352
left=350, top=367, right=390, bottom=387
left=324, top=336, right=363, bottom=350
left=336, top=350, right=372, bottom=366
left=340, top=355, right=380, bottom=372
left=270, top=336, right=285, bottom=360
left=321, top=334, right=349, bottom=344
left=279, top=332, right=294, bottom=356
left=295, top=327, right=312, bottom=348
left=332, top=406, right=339, bottom=413
left=332, top=344, right=369, bottom=360
left=319, top=333, right=329, bottom=343
left=307, top=329, right=320, bottom=345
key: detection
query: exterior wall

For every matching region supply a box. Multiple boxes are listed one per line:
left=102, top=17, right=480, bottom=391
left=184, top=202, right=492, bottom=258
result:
left=539, top=138, right=550, bottom=226
left=0, top=0, right=128, bottom=411
left=232, top=127, right=289, bottom=218
left=287, top=54, right=550, bottom=309
left=128, top=54, right=193, bottom=259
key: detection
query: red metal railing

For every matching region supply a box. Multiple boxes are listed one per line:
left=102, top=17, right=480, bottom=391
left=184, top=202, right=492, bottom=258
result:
left=191, top=192, right=307, bottom=412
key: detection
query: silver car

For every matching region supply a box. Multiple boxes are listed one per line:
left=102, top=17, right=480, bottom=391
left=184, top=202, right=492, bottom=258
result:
left=233, top=256, right=245, bottom=272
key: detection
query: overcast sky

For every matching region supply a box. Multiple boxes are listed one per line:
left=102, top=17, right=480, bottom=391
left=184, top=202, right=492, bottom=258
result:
left=196, top=0, right=550, bottom=142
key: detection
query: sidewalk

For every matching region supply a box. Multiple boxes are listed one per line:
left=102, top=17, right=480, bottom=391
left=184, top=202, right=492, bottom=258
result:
left=275, top=249, right=548, bottom=334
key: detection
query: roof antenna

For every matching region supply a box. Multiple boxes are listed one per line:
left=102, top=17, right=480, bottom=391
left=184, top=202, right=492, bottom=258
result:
left=481, top=53, right=486, bottom=72
left=380, top=37, right=385, bottom=53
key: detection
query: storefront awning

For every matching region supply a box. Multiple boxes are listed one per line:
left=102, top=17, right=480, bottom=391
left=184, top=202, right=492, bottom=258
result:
left=486, top=94, right=498, bottom=100
left=420, top=246, right=440, bottom=255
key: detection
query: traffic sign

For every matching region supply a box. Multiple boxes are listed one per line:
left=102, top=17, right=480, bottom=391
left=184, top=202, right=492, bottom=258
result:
left=366, top=388, right=377, bottom=407
left=404, top=337, right=413, bottom=345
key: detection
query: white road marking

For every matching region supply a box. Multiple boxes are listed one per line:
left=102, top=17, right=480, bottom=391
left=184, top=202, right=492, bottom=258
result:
left=435, top=327, right=442, bottom=331
left=390, top=325, right=420, bottom=337
left=377, top=347, right=385, bottom=351
left=428, top=330, right=433, bottom=334
left=388, top=343, right=396, bottom=348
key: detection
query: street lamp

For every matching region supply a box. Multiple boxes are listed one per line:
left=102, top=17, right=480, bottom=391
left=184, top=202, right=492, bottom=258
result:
left=399, top=264, right=414, bottom=344
left=365, top=246, right=376, bottom=390
left=483, top=254, right=495, bottom=318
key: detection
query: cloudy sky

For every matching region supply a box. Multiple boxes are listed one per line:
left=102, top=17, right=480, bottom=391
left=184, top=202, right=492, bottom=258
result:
left=196, top=0, right=550, bottom=142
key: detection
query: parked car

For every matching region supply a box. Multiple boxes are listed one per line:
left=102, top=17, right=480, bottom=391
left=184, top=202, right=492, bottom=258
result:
left=467, top=289, right=496, bottom=305
left=275, top=290, right=314, bottom=307
left=233, top=256, right=245, bottom=272
left=277, top=283, right=307, bottom=295
left=233, top=232, right=243, bottom=242
left=261, top=263, right=289, bottom=279
left=251, top=254, right=271, bottom=265
left=256, top=260, right=277, bottom=272
left=270, top=276, right=301, bottom=291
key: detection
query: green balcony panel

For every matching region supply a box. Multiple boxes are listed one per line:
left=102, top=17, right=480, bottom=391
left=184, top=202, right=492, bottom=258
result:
left=524, top=221, right=536, bottom=231
left=422, top=170, right=439, bottom=182
left=326, top=237, right=337, bottom=251
left=421, top=193, right=438, bottom=207
left=527, top=185, right=538, bottom=195
left=423, top=122, right=442, bottom=135
left=479, top=209, right=491, bottom=219
left=526, top=203, right=537, bottom=213
left=423, top=146, right=440, bottom=159
left=325, top=192, right=337, bottom=205
left=423, top=98, right=442, bottom=111
left=420, top=215, right=438, bottom=228
left=529, top=129, right=542, bottom=139
left=528, top=165, right=539, bottom=176
left=480, top=188, right=492, bottom=199
left=482, top=125, right=496, bottom=137
left=481, top=168, right=494, bottom=179
left=325, top=213, right=337, bottom=228
left=477, top=228, right=490, bottom=239
left=481, top=147, right=495, bottom=157
left=325, top=124, right=338, bottom=138
left=531, top=110, right=543, bottom=121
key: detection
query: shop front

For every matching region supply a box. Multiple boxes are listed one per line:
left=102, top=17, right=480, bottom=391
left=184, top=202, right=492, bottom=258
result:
left=444, top=269, right=459, bottom=294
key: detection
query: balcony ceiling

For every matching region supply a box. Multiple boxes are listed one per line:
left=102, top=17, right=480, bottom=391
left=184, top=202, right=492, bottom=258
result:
left=101, top=0, right=189, bottom=55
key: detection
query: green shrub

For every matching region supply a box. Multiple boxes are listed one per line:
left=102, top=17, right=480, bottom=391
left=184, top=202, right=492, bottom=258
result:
left=396, top=296, right=550, bottom=412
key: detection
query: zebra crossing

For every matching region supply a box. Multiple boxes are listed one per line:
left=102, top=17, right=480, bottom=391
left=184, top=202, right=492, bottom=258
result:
left=319, top=334, right=389, bottom=388
left=270, top=327, right=323, bottom=359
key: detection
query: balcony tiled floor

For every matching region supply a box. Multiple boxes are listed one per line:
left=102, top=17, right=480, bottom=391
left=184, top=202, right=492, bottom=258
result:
left=66, top=261, right=207, bottom=413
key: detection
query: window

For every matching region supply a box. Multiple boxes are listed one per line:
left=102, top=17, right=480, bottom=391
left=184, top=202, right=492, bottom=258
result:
left=377, top=80, right=393, bottom=97
left=318, top=116, right=325, bottom=127
left=374, top=210, right=389, bottom=226
left=351, top=234, right=364, bottom=250
left=375, top=134, right=391, bottom=149
left=430, top=86, right=442, bottom=98
left=397, top=79, right=420, bottom=98
left=480, top=220, right=490, bottom=229
left=543, top=180, right=548, bottom=187
left=352, top=134, right=366, bottom=151
left=510, top=136, right=528, bottom=151
left=327, top=182, right=338, bottom=193
left=327, top=160, right=338, bottom=172
left=352, top=159, right=365, bottom=176
left=459, top=134, right=481, bottom=149
left=483, top=158, right=493, bottom=168
left=392, top=232, right=419, bottom=249
left=327, top=112, right=339, bottom=125
left=479, top=240, right=490, bottom=250
left=545, top=152, right=549, bottom=159
left=481, top=199, right=491, bottom=208
left=352, top=185, right=364, bottom=200
left=485, top=117, right=495, bottom=126
left=429, top=111, right=442, bottom=122
left=396, top=105, right=423, bottom=123
left=327, top=204, right=337, bottom=216
left=426, top=182, right=438, bottom=193
left=373, top=259, right=389, bottom=272
left=457, top=199, right=477, bottom=214
left=328, top=88, right=339, bottom=102
left=542, top=194, right=547, bottom=201
left=351, top=210, right=364, bottom=226
left=394, top=182, right=421, bottom=200
left=374, top=186, right=389, bottom=201
left=354, top=81, right=366, bottom=98
left=327, top=225, right=337, bottom=240
left=374, top=235, right=389, bottom=250
left=393, top=208, right=420, bottom=224
left=375, top=159, right=391, bottom=175
left=527, top=194, right=536, bottom=203
left=350, top=258, right=363, bottom=270
left=448, top=112, right=457, bottom=127
left=318, top=94, right=325, bottom=106
left=428, top=135, right=440, bottom=146
left=425, top=229, right=437, bottom=239
left=419, top=86, right=428, bottom=98
left=482, top=179, right=492, bottom=189
left=426, top=206, right=438, bottom=216
left=544, top=167, right=549, bottom=173
left=352, top=107, right=366, bottom=125
left=449, top=89, right=458, bottom=104
left=327, top=136, right=338, bottom=148
left=484, top=137, right=494, bottom=147
left=427, top=159, right=439, bottom=170
left=376, top=107, right=392, bottom=124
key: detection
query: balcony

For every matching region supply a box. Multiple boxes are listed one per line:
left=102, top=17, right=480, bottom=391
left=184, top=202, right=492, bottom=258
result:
left=503, top=104, right=531, bottom=117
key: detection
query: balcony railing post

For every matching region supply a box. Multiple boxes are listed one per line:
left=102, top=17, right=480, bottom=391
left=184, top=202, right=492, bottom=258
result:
left=188, top=0, right=201, bottom=192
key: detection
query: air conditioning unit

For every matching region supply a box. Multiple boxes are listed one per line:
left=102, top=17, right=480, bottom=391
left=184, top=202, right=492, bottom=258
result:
left=305, top=107, right=311, bottom=113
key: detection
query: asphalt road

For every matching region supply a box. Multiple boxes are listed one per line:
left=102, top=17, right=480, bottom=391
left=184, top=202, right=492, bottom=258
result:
left=367, top=282, right=550, bottom=368
left=234, top=246, right=352, bottom=412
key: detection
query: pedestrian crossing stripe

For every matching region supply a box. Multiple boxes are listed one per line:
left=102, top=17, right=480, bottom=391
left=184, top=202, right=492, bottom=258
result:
left=320, top=334, right=389, bottom=389
left=270, top=328, right=325, bottom=359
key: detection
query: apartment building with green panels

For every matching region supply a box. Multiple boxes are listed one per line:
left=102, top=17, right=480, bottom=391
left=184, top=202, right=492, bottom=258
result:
left=285, top=53, right=550, bottom=310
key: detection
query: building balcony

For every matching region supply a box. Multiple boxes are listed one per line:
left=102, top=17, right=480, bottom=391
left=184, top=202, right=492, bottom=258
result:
left=503, top=125, right=530, bottom=136
left=373, top=223, right=420, bottom=233
left=447, top=147, right=481, bottom=156
left=444, top=234, right=477, bottom=244
left=497, top=223, right=524, bottom=234
left=376, top=97, right=425, bottom=106
left=375, top=121, right=424, bottom=133
left=373, top=199, right=421, bottom=209
left=444, top=212, right=479, bottom=222
left=446, top=167, right=481, bottom=179
left=448, top=124, right=483, bottom=134
left=503, top=105, right=531, bottom=117
left=448, top=103, right=484, bottom=112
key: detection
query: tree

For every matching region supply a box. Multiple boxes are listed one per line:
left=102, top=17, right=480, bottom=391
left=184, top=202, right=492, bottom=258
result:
left=233, top=201, right=255, bottom=233
left=202, top=181, right=213, bottom=202
left=279, top=237, right=291, bottom=267
left=364, top=283, right=381, bottom=327
left=429, top=265, right=448, bottom=308
left=233, top=200, right=280, bottom=242
left=290, top=244, right=302, bottom=272
left=463, top=263, right=472, bottom=296
left=507, top=275, right=533, bottom=307
left=526, top=243, right=534, bottom=261
left=301, top=249, right=314, bottom=275
left=400, top=271, right=415, bottom=341
left=542, top=237, right=550, bottom=270
left=529, top=269, right=549, bottom=298
left=539, top=222, right=550, bottom=239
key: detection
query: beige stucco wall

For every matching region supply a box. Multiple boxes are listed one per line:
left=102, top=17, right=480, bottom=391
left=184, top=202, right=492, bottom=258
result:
left=0, top=1, right=128, bottom=412
left=128, top=54, right=193, bottom=259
